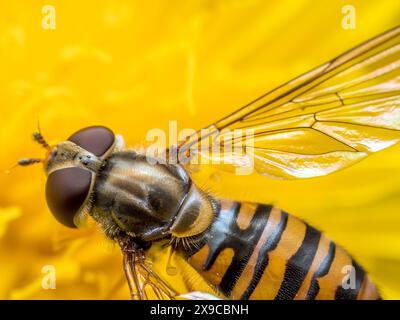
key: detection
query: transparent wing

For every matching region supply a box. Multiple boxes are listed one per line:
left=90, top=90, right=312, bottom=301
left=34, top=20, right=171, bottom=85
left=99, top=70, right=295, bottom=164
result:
left=177, top=26, right=400, bottom=179
left=122, top=250, right=177, bottom=300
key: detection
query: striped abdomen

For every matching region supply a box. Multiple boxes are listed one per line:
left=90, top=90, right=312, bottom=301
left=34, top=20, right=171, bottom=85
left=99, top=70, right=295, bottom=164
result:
left=182, top=200, right=380, bottom=300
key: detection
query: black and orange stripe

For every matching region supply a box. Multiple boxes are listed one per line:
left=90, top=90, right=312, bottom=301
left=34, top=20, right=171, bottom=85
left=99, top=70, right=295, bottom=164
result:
left=181, top=199, right=380, bottom=300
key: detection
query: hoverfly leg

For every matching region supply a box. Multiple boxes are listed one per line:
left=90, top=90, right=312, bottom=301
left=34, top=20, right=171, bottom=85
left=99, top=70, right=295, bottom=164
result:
left=122, top=254, right=136, bottom=300
left=122, top=251, right=144, bottom=300
left=136, top=252, right=177, bottom=299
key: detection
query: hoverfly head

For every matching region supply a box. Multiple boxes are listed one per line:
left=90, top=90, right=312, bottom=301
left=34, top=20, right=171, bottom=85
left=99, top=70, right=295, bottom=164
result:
left=44, top=126, right=116, bottom=228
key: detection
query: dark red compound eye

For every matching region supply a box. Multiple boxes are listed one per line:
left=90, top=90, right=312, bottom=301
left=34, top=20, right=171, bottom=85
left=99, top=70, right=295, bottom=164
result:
left=68, top=126, right=115, bottom=157
left=46, top=167, right=92, bottom=228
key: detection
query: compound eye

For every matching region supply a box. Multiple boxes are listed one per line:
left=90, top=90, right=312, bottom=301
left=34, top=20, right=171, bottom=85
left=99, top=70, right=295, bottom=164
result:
left=46, top=167, right=92, bottom=228
left=68, top=126, right=115, bottom=157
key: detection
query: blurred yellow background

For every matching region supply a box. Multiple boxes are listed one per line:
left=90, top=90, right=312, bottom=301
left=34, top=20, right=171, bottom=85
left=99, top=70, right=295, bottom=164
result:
left=0, top=0, right=399, bottom=299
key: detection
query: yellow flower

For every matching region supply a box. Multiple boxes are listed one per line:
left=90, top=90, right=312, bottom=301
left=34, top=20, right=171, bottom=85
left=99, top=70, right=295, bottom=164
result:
left=0, top=0, right=399, bottom=299
left=0, top=207, right=21, bottom=238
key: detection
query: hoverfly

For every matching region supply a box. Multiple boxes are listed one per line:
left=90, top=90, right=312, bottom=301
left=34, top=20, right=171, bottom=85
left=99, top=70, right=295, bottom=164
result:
left=19, top=25, right=399, bottom=300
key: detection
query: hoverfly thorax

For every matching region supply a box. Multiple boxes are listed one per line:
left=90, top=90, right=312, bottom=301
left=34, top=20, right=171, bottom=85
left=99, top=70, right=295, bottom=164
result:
left=92, top=152, right=216, bottom=241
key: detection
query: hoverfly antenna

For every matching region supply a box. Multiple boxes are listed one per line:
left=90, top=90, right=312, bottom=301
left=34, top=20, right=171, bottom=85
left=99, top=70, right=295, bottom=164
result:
left=17, top=158, right=43, bottom=166
left=32, top=122, right=51, bottom=151
left=4, top=158, right=43, bottom=174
